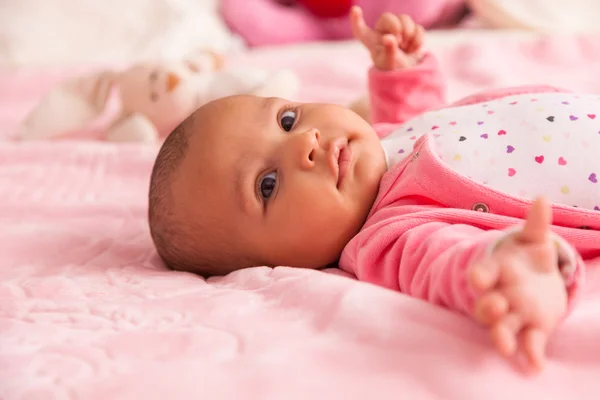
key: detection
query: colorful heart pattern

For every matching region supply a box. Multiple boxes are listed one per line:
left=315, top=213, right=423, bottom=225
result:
left=558, top=157, right=567, bottom=166
left=398, top=94, right=600, bottom=212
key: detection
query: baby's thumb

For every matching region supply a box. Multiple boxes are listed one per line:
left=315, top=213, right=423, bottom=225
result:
left=519, top=197, right=552, bottom=244
left=350, top=6, right=369, bottom=45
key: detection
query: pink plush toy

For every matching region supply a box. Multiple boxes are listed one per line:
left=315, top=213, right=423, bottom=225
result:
left=221, top=0, right=467, bottom=47
left=17, top=50, right=301, bottom=144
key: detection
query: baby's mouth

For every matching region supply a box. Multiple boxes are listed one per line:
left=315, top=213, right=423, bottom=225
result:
left=329, top=138, right=353, bottom=189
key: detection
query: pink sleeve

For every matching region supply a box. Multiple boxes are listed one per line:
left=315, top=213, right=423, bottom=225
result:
left=368, top=53, right=446, bottom=126
left=341, top=217, right=584, bottom=317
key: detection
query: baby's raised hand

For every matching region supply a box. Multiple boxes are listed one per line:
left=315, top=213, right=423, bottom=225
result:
left=350, top=6, right=425, bottom=71
left=468, top=198, right=570, bottom=371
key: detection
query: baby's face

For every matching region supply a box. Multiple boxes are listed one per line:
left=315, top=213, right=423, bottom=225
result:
left=174, top=95, right=386, bottom=270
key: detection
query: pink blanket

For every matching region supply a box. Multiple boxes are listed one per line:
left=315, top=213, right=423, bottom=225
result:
left=3, top=33, right=600, bottom=399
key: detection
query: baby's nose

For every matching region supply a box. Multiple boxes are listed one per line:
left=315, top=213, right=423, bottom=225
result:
left=296, top=128, right=320, bottom=170
left=166, top=72, right=181, bottom=93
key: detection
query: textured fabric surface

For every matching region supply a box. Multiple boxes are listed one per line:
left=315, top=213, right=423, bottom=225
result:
left=3, top=32, right=600, bottom=399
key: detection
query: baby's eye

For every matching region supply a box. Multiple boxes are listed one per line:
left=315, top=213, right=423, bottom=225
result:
left=279, top=109, right=297, bottom=132
left=258, top=171, right=277, bottom=200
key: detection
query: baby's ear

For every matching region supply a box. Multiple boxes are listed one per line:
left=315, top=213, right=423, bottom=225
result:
left=17, top=70, right=117, bottom=140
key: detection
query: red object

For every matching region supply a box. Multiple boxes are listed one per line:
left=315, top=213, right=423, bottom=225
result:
left=298, top=0, right=353, bottom=18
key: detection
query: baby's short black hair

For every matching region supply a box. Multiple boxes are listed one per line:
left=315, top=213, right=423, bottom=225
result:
left=148, top=117, right=198, bottom=271
left=148, top=113, right=253, bottom=277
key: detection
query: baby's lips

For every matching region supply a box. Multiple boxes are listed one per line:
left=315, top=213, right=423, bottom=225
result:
left=327, top=137, right=350, bottom=187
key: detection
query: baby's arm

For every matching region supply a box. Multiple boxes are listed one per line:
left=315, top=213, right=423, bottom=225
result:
left=342, top=199, right=584, bottom=371
left=468, top=199, right=582, bottom=370
left=350, top=7, right=445, bottom=126
left=368, top=55, right=445, bottom=126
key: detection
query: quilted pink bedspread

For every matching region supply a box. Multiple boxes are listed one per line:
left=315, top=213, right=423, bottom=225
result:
left=3, top=33, right=600, bottom=399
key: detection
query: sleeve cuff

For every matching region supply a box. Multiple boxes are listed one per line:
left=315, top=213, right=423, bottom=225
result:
left=485, top=227, right=578, bottom=287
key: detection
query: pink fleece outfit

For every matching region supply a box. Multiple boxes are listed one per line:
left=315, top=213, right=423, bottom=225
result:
left=339, top=54, right=600, bottom=318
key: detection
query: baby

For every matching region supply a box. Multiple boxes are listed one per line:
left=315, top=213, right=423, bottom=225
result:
left=149, top=7, right=600, bottom=371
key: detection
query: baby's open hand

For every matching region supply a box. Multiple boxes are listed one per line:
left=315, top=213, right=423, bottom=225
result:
left=350, top=6, right=425, bottom=71
left=468, top=198, right=569, bottom=372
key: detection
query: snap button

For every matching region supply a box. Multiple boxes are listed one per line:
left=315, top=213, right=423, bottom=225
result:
left=472, top=202, right=489, bottom=213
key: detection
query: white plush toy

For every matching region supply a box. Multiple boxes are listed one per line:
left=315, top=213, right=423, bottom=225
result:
left=17, top=50, right=301, bottom=144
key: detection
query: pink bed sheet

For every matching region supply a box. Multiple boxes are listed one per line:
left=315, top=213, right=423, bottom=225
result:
left=3, top=33, right=600, bottom=399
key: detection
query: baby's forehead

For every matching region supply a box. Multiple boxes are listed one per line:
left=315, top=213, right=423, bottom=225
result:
left=181, top=97, right=261, bottom=172
left=190, top=95, right=276, bottom=145
left=203, top=94, right=269, bottom=119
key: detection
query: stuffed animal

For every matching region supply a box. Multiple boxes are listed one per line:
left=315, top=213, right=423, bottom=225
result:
left=221, top=0, right=468, bottom=47
left=17, top=50, right=301, bottom=144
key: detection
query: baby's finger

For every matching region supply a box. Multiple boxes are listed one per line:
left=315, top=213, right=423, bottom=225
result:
left=521, top=327, right=547, bottom=372
left=382, top=34, right=399, bottom=55
left=491, top=313, right=523, bottom=356
left=350, top=6, right=372, bottom=45
left=474, top=291, right=509, bottom=326
left=380, top=34, right=411, bottom=69
left=406, top=24, right=425, bottom=54
left=398, top=14, right=416, bottom=48
left=468, top=258, right=501, bottom=291
left=519, top=197, right=552, bottom=244
left=374, top=12, right=402, bottom=36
